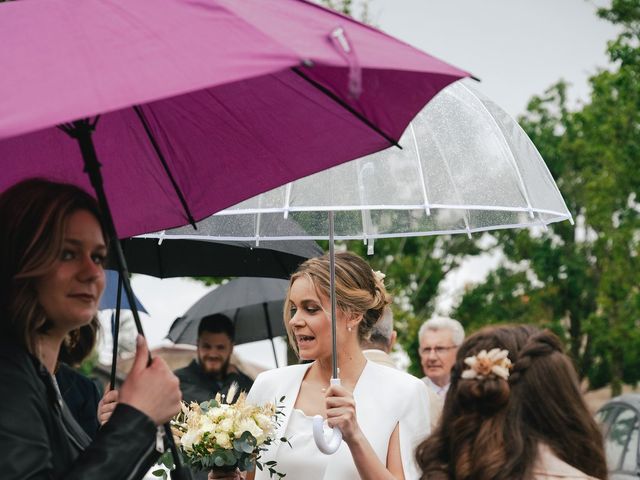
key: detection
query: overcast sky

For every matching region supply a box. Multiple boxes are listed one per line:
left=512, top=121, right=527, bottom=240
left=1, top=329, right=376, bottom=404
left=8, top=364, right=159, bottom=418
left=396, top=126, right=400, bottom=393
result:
left=368, top=0, right=619, bottom=117
left=122, top=0, right=621, bottom=368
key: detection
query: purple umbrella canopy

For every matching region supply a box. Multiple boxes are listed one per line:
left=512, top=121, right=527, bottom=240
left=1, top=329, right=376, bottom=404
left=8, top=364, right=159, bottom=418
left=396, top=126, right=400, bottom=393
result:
left=0, top=0, right=470, bottom=238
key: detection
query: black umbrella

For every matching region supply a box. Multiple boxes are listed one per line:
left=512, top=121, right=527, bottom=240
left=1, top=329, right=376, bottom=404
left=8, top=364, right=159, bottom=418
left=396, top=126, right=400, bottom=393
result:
left=120, top=238, right=322, bottom=279
left=167, top=277, right=290, bottom=367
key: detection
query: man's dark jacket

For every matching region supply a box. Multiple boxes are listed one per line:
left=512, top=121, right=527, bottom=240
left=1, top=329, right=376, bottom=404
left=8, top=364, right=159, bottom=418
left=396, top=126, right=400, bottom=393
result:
left=0, top=340, right=159, bottom=480
left=175, top=359, right=253, bottom=404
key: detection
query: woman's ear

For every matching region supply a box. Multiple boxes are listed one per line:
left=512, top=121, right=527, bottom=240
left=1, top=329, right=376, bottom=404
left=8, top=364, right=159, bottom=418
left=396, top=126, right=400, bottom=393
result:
left=347, top=312, right=364, bottom=330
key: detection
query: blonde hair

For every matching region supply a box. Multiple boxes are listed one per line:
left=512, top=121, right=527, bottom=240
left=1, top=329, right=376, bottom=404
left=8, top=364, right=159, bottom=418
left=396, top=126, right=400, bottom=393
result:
left=284, top=251, right=392, bottom=355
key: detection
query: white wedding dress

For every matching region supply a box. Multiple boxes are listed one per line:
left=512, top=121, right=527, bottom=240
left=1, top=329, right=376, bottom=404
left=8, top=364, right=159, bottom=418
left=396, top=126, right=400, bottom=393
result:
left=247, top=361, right=431, bottom=480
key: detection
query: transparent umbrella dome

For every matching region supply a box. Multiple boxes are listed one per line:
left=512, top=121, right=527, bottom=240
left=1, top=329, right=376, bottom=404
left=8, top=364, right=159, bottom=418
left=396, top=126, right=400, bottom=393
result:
left=148, top=80, right=572, bottom=245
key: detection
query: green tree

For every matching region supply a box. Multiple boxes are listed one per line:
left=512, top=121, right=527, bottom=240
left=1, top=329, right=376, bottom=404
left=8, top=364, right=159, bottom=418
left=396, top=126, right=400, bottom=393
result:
left=347, top=236, right=479, bottom=377
left=453, top=0, right=640, bottom=394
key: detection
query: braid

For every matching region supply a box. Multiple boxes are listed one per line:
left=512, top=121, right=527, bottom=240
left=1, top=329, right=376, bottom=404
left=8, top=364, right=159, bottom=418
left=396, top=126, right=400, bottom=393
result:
left=509, top=331, right=563, bottom=385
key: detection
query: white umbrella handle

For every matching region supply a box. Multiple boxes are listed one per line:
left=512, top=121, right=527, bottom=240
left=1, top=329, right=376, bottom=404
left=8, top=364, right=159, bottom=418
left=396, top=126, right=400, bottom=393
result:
left=313, top=378, right=343, bottom=455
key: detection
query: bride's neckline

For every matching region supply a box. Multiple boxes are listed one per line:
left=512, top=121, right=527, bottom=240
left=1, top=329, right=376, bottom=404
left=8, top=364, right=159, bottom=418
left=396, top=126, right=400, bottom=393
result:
left=305, top=356, right=369, bottom=389
left=292, top=360, right=372, bottom=418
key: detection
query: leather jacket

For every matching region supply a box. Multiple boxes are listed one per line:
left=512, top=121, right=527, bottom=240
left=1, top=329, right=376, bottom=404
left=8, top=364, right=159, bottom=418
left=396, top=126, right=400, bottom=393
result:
left=0, top=340, right=160, bottom=480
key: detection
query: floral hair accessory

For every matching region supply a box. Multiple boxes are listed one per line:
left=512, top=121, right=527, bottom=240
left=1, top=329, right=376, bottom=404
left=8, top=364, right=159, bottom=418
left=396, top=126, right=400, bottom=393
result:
left=373, top=270, right=386, bottom=282
left=461, top=348, right=512, bottom=381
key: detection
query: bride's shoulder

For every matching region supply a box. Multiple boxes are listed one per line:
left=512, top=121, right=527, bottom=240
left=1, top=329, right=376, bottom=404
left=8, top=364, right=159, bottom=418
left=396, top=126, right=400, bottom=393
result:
left=248, top=363, right=311, bottom=403
left=365, top=361, right=426, bottom=390
left=254, top=363, right=311, bottom=384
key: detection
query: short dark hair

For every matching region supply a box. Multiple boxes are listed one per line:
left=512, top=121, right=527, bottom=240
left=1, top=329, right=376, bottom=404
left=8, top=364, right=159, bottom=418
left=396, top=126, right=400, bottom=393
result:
left=197, top=313, right=235, bottom=341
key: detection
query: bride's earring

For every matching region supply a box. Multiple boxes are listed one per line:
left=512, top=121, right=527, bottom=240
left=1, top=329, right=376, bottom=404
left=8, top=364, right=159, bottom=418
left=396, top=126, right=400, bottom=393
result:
left=347, top=326, right=352, bottom=332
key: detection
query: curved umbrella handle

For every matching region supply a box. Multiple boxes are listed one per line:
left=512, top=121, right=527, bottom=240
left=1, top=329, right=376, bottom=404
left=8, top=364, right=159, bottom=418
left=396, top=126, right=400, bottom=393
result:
left=313, top=378, right=343, bottom=455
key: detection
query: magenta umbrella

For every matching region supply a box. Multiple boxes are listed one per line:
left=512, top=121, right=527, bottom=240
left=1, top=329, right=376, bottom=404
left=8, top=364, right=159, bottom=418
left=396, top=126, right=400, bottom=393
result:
left=0, top=0, right=470, bottom=238
left=0, top=0, right=469, bottom=475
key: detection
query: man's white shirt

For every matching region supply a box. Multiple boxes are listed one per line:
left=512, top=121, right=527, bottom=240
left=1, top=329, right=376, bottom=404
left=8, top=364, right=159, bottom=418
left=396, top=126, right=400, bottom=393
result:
left=421, top=376, right=449, bottom=397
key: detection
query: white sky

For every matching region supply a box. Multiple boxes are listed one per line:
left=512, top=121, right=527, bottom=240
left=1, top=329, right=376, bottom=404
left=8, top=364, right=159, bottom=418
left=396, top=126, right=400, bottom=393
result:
left=113, top=0, right=620, bottom=369
left=367, top=0, right=619, bottom=117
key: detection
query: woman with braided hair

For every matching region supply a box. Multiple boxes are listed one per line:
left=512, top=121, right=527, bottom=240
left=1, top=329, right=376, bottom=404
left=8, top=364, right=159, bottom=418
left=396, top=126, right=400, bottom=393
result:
left=416, top=325, right=607, bottom=480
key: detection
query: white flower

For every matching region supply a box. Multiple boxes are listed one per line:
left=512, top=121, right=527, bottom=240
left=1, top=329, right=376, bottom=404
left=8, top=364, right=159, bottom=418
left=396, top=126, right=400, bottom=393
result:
left=235, top=418, right=264, bottom=443
left=373, top=270, right=386, bottom=282
left=194, top=417, right=215, bottom=444
left=215, top=431, right=232, bottom=449
left=207, top=407, right=225, bottom=421
left=217, top=417, right=234, bottom=433
left=254, top=413, right=273, bottom=433
left=180, top=429, right=202, bottom=452
left=462, top=348, right=512, bottom=380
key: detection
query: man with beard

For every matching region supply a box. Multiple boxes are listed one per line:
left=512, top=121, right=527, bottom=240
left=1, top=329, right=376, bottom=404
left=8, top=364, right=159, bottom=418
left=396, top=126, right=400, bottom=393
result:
left=174, top=313, right=253, bottom=405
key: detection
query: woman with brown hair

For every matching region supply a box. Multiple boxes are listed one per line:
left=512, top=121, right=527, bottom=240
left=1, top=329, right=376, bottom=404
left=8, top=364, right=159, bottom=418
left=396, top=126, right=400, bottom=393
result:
left=244, top=251, right=431, bottom=480
left=416, top=325, right=607, bottom=480
left=0, top=178, right=182, bottom=480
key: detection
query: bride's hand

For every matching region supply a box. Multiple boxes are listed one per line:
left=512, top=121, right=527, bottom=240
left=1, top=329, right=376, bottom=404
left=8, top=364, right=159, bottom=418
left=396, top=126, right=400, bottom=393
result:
left=325, top=383, right=362, bottom=443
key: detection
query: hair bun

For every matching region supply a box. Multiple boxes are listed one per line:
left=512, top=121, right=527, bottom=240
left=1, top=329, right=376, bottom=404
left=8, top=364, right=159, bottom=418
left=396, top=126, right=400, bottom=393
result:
left=458, top=376, right=510, bottom=415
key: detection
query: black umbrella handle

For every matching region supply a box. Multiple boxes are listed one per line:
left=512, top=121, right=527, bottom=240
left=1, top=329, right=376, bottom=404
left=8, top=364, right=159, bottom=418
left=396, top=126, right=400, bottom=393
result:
left=64, top=120, right=192, bottom=480
left=109, top=273, right=123, bottom=388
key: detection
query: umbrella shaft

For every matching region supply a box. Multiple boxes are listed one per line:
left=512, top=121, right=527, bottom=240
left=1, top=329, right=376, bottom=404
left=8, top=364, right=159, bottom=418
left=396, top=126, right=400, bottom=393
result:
left=109, top=274, right=123, bottom=388
left=71, top=121, right=145, bottom=338
left=329, top=212, right=338, bottom=379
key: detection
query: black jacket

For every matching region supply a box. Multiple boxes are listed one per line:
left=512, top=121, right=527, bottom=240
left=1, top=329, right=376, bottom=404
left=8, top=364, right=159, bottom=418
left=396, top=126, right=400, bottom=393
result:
left=55, top=362, right=102, bottom=439
left=174, top=359, right=253, bottom=404
left=0, top=340, right=159, bottom=480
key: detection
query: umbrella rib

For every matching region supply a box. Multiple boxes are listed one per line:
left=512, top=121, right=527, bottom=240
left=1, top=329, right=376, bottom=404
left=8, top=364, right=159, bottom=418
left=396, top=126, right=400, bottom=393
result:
left=132, top=105, right=197, bottom=229
left=291, top=67, right=402, bottom=149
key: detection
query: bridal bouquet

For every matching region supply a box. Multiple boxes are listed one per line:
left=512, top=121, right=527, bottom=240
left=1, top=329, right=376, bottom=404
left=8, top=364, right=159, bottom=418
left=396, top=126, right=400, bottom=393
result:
left=154, top=384, right=288, bottom=479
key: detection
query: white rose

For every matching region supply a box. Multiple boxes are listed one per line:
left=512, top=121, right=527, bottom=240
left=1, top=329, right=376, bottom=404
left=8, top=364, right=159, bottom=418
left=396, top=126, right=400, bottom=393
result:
left=254, top=414, right=272, bottom=433
left=207, top=407, right=224, bottom=420
left=181, top=429, right=201, bottom=452
left=215, top=431, right=232, bottom=449
left=198, top=416, right=215, bottom=436
left=235, top=418, right=264, bottom=443
left=218, top=417, right=234, bottom=433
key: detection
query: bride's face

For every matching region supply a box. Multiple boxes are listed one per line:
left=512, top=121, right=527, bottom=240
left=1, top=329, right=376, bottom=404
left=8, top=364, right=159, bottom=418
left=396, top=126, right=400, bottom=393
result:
left=288, top=276, right=345, bottom=361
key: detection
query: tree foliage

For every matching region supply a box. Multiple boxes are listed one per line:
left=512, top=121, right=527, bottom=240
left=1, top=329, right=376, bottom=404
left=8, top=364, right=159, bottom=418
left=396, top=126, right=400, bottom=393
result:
left=347, top=236, right=479, bottom=377
left=453, top=0, right=640, bottom=394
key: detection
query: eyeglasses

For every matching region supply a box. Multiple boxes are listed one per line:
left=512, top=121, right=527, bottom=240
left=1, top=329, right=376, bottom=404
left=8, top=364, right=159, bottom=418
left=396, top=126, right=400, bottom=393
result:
left=421, top=346, right=457, bottom=356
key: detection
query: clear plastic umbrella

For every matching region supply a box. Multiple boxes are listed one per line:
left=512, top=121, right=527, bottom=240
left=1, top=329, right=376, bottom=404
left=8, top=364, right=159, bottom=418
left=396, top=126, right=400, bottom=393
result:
left=143, top=79, right=573, bottom=453
left=154, top=80, right=572, bottom=246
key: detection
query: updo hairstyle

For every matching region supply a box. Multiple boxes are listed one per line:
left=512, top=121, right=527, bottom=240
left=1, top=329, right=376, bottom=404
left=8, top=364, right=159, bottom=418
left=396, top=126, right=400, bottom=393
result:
left=284, top=251, right=391, bottom=353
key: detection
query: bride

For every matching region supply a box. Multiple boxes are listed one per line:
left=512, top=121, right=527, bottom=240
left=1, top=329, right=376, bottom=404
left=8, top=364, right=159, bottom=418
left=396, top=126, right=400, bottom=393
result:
left=243, top=251, right=430, bottom=480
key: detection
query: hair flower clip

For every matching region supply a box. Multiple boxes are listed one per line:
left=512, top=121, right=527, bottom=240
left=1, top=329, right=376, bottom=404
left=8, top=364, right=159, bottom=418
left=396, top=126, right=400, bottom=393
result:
left=373, top=270, right=386, bottom=282
left=461, top=348, right=512, bottom=381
